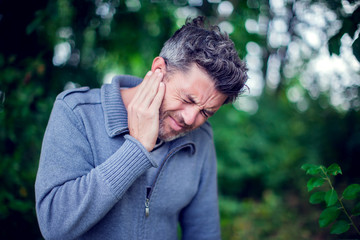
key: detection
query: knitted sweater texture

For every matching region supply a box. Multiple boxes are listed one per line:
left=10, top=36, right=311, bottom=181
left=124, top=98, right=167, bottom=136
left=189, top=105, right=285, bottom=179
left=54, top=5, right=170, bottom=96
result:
left=35, top=75, right=221, bottom=239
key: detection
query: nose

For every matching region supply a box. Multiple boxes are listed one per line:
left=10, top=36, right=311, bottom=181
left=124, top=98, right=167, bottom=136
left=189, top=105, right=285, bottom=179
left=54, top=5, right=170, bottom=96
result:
left=182, top=105, right=199, bottom=126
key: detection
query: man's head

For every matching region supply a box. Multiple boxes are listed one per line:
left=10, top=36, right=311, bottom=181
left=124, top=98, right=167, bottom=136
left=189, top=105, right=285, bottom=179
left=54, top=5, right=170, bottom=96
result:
left=159, top=16, right=248, bottom=104
left=156, top=62, right=227, bottom=141
left=152, top=16, right=248, bottom=141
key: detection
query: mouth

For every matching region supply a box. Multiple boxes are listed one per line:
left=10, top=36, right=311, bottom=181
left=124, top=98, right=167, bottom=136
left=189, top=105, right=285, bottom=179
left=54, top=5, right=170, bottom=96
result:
left=168, top=116, right=184, bottom=132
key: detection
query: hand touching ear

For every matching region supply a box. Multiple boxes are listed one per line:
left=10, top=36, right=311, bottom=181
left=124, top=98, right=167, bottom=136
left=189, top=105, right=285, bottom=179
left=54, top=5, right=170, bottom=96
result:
left=127, top=69, right=165, bottom=151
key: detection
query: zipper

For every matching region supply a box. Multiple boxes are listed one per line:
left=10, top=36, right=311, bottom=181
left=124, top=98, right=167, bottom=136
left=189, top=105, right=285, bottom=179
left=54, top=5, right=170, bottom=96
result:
left=144, top=143, right=193, bottom=217
left=145, top=198, right=150, bottom=217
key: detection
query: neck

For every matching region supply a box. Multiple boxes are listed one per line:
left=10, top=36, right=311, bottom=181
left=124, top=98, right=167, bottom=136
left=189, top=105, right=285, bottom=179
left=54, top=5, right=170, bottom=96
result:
left=120, top=86, right=139, bottom=111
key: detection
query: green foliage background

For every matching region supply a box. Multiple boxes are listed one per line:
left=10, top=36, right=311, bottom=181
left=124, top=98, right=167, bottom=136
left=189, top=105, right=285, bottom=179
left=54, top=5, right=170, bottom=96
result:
left=0, top=0, right=359, bottom=239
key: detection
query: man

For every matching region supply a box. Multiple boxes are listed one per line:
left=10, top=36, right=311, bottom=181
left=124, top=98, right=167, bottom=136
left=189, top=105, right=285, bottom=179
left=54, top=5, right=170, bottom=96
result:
left=35, top=16, right=248, bottom=239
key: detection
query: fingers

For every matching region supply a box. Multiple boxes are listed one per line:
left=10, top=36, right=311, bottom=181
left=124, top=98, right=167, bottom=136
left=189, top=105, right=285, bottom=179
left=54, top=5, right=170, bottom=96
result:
left=150, top=82, right=165, bottom=111
left=134, top=70, right=163, bottom=107
left=130, top=72, right=151, bottom=105
left=126, top=69, right=165, bottom=152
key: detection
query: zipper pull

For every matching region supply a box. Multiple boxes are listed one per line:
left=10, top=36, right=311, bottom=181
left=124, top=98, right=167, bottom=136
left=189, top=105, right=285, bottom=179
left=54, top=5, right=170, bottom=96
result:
left=145, top=198, right=150, bottom=217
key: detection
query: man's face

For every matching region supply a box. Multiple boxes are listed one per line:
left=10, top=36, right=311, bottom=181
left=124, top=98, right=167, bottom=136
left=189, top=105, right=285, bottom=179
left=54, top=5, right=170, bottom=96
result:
left=158, top=63, right=227, bottom=141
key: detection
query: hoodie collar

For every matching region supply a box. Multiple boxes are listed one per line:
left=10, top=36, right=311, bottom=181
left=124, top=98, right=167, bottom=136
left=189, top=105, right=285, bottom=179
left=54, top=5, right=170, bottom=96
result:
left=101, top=75, right=142, bottom=137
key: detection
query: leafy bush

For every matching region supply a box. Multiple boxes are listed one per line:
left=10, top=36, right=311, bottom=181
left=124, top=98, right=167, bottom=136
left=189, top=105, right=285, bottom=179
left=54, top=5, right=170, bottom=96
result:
left=302, top=163, right=360, bottom=236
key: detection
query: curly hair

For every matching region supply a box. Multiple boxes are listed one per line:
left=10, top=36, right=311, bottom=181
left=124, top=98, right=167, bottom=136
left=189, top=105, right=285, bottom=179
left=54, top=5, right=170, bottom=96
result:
left=159, top=16, right=248, bottom=103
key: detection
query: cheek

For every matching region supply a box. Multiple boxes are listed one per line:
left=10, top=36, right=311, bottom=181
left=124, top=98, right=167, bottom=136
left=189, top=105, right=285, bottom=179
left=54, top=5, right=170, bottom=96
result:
left=162, top=95, right=183, bottom=112
left=163, top=83, right=185, bottom=109
left=195, top=117, right=207, bottom=128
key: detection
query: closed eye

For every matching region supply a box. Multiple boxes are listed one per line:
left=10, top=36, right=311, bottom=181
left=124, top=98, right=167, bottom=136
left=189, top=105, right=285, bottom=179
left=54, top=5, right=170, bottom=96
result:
left=201, top=109, right=214, bottom=118
left=183, top=99, right=192, bottom=104
left=182, top=95, right=215, bottom=118
left=186, top=95, right=197, bottom=104
left=200, top=110, right=209, bottom=118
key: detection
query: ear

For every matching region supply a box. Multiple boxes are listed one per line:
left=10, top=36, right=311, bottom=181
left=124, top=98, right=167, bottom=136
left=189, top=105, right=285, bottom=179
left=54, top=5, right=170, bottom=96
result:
left=151, top=57, right=167, bottom=74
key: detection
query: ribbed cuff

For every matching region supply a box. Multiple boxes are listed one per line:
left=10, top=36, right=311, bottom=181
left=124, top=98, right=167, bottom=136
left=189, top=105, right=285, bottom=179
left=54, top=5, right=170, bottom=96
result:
left=98, top=136, right=154, bottom=199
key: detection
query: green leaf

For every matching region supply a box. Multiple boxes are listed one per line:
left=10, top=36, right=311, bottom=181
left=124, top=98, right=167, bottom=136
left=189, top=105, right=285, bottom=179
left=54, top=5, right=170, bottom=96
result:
left=301, top=164, right=323, bottom=175
left=301, top=163, right=317, bottom=171
left=325, top=189, right=338, bottom=207
left=326, top=163, right=342, bottom=176
left=309, top=191, right=325, bottom=204
left=330, top=220, right=350, bottom=234
left=342, top=184, right=360, bottom=200
left=352, top=202, right=360, bottom=216
left=307, top=177, right=325, bottom=192
left=319, top=206, right=341, bottom=228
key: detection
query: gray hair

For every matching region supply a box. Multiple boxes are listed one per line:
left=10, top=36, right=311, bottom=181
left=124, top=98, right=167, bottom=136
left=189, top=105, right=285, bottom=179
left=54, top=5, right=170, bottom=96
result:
left=159, top=16, right=248, bottom=103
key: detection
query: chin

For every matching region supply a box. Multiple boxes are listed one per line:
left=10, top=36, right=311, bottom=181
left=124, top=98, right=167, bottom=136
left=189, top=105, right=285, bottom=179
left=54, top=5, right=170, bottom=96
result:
left=159, top=132, right=187, bottom=142
left=158, top=126, right=190, bottom=142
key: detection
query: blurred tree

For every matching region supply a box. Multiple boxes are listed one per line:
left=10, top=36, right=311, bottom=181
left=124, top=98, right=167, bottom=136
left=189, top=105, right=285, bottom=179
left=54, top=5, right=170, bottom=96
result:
left=326, top=0, right=360, bottom=61
left=0, top=0, right=359, bottom=239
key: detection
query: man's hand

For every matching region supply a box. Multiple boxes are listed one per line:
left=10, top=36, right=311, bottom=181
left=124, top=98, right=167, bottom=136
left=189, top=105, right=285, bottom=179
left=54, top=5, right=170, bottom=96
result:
left=127, top=69, right=165, bottom=152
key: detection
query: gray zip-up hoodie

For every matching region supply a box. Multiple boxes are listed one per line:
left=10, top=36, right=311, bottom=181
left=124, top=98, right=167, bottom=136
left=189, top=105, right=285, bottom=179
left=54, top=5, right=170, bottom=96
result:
left=35, top=75, right=221, bottom=240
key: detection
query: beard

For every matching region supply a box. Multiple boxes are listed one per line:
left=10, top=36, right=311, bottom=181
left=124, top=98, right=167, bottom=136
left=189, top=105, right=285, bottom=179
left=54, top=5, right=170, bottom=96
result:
left=158, top=109, right=194, bottom=142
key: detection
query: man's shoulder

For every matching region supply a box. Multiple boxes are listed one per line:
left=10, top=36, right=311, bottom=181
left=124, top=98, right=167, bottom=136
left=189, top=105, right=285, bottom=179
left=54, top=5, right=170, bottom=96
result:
left=56, top=87, right=101, bottom=110
left=193, top=121, right=214, bottom=140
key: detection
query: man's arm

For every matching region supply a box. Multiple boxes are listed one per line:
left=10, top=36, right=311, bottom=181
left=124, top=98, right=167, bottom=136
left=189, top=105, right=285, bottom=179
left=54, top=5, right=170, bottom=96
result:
left=35, top=70, right=165, bottom=239
left=35, top=98, right=153, bottom=239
